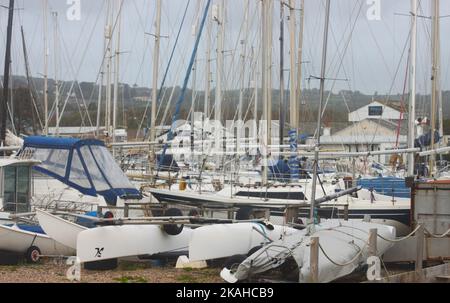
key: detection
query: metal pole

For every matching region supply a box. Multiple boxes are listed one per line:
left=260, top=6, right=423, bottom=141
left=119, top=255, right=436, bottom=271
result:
left=261, top=0, right=268, bottom=185
left=43, top=0, right=49, bottom=135
left=279, top=0, right=285, bottom=151
left=112, top=0, right=122, bottom=143
left=150, top=0, right=162, bottom=142
left=310, top=0, right=331, bottom=224
left=52, top=12, right=60, bottom=136
left=407, top=0, right=417, bottom=176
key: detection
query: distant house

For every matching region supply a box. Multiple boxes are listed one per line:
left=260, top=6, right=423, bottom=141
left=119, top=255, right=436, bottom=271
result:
left=318, top=101, right=408, bottom=164
left=348, top=101, right=404, bottom=122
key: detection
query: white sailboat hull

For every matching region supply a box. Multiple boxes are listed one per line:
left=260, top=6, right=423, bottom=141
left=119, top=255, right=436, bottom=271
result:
left=189, top=223, right=297, bottom=261
left=35, top=209, right=87, bottom=249
left=77, top=225, right=192, bottom=262
left=0, top=224, right=75, bottom=256
left=228, top=219, right=396, bottom=283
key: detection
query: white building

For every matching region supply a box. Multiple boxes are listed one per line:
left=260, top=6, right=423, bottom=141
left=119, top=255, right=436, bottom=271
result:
left=348, top=101, right=403, bottom=122
left=318, top=101, right=407, bottom=164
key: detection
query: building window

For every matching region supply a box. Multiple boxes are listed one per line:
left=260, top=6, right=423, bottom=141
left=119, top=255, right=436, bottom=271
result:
left=368, top=106, right=383, bottom=116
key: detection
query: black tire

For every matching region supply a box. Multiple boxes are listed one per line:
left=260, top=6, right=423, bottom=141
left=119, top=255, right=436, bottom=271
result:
left=84, top=258, right=118, bottom=271
left=103, top=211, right=114, bottom=226
left=0, top=251, right=20, bottom=265
left=224, top=254, right=247, bottom=271
left=162, top=208, right=184, bottom=236
left=247, top=245, right=263, bottom=257
left=236, top=207, right=254, bottom=220
left=25, top=246, right=41, bottom=264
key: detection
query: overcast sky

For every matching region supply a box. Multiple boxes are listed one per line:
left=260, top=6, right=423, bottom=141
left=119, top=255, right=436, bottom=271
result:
left=0, top=0, right=449, bottom=97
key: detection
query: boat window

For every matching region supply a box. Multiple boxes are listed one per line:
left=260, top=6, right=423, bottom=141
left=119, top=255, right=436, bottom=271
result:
left=90, top=145, right=135, bottom=190
left=3, top=166, right=30, bottom=213
left=235, top=191, right=306, bottom=200
left=33, top=148, right=69, bottom=177
left=69, top=150, right=91, bottom=188
left=16, top=166, right=30, bottom=213
left=80, top=146, right=110, bottom=191
left=3, top=166, right=16, bottom=212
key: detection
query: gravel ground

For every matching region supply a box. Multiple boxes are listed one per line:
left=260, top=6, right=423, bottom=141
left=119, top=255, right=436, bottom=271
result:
left=0, top=260, right=223, bottom=283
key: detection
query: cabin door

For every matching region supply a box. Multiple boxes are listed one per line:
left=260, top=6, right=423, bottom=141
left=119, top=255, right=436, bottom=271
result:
left=4, top=166, right=31, bottom=213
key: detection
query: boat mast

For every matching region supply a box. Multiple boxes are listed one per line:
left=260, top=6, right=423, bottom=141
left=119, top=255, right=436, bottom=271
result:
left=214, top=0, right=225, bottom=166
left=238, top=0, right=250, bottom=154
left=150, top=0, right=162, bottom=142
left=204, top=6, right=212, bottom=118
left=407, top=0, right=417, bottom=176
left=309, top=0, right=331, bottom=224
left=288, top=0, right=297, bottom=130
left=261, top=0, right=269, bottom=185
left=43, top=0, right=49, bottom=135
left=288, top=0, right=299, bottom=182
left=297, top=0, right=305, bottom=113
left=279, top=0, right=285, bottom=151
left=96, top=2, right=109, bottom=138
left=52, top=11, right=60, bottom=136
left=430, top=0, right=441, bottom=175
left=1, top=0, right=14, bottom=146
left=191, top=0, right=201, bottom=156
left=105, top=2, right=113, bottom=139
left=112, top=0, right=122, bottom=143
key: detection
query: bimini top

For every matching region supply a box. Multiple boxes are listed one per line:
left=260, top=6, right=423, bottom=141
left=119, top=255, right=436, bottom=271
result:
left=19, top=136, right=142, bottom=205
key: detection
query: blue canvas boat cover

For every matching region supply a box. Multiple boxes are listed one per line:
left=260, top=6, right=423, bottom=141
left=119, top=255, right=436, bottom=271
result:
left=19, top=136, right=142, bottom=205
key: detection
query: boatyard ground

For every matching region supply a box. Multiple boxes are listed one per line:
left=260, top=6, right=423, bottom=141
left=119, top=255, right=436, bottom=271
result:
left=0, top=260, right=222, bottom=283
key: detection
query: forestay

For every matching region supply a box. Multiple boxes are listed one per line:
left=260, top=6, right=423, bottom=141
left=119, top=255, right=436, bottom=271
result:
left=19, top=136, right=141, bottom=205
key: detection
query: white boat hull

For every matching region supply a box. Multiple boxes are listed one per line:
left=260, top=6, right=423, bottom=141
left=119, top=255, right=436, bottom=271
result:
left=77, top=225, right=192, bottom=262
left=35, top=209, right=87, bottom=249
left=0, top=224, right=75, bottom=256
left=189, top=223, right=297, bottom=261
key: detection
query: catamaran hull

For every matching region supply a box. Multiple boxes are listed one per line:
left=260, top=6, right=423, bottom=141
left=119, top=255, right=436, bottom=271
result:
left=77, top=225, right=192, bottom=263
left=0, top=224, right=75, bottom=256
left=225, top=220, right=396, bottom=283
left=189, top=223, right=297, bottom=261
left=35, top=209, right=87, bottom=250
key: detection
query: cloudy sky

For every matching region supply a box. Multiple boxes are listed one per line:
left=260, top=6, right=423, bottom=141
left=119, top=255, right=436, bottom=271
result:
left=0, top=0, right=449, bottom=97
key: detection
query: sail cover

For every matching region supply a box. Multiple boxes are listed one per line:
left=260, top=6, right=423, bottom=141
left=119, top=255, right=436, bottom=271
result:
left=19, top=136, right=142, bottom=205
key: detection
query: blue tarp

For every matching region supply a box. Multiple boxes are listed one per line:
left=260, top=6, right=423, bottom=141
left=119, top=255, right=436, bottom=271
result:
left=19, top=136, right=142, bottom=205
left=357, top=176, right=410, bottom=198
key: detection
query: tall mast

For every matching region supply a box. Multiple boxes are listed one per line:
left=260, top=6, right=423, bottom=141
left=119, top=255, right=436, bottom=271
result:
left=407, top=0, right=417, bottom=176
left=279, top=0, right=285, bottom=149
left=214, top=0, right=225, bottom=164
left=150, top=0, right=162, bottom=142
left=43, top=0, right=49, bottom=135
left=261, top=0, right=269, bottom=185
left=238, top=0, right=250, bottom=154
left=297, top=0, right=305, bottom=123
left=52, top=11, right=60, bottom=136
left=105, top=3, right=113, bottom=139
left=96, top=2, right=109, bottom=138
left=288, top=0, right=299, bottom=182
left=112, top=0, right=122, bottom=143
left=309, top=0, right=331, bottom=223
left=430, top=0, right=441, bottom=174
left=288, top=0, right=297, bottom=130
left=191, top=0, right=201, bottom=156
left=204, top=6, right=212, bottom=118
left=1, top=0, right=14, bottom=145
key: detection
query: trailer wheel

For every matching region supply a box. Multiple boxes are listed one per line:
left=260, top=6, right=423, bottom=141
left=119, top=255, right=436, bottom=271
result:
left=162, top=208, right=184, bottom=235
left=0, top=251, right=19, bottom=265
left=84, top=258, right=118, bottom=271
left=25, top=246, right=41, bottom=263
left=236, top=207, right=254, bottom=220
left=224, top=254, right=247, bottom=271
